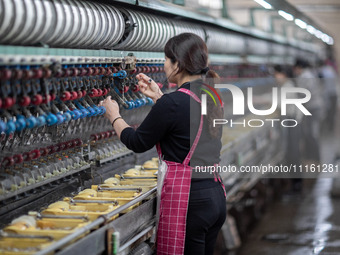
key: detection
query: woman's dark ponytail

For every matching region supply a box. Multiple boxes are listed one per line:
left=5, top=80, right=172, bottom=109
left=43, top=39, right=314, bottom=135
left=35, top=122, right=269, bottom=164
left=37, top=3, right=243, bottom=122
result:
left=164, top=33, right=223, bottom=138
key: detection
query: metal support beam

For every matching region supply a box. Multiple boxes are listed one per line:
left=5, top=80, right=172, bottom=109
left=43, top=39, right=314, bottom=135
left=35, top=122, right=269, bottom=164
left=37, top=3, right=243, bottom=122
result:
left=281, top=22, right=298, bottom=41
left=172, top=0, right=185, bottom=6
left=249, top=7, right=262, bottom=27
left=221, top=0, right=229, bottom=19
left=249, top=8, right=277, bottom=28
left=270, top=16, right=287, bottom=35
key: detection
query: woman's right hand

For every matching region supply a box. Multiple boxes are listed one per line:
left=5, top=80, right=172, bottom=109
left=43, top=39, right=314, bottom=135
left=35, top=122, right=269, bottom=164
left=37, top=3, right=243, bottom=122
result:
left=136, top=73, right=163, bottom=102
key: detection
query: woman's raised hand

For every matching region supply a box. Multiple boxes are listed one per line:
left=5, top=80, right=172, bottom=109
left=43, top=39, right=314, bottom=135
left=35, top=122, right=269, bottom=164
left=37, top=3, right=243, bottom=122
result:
left=99, top=96, right=121, bottom=123
left=136, top=73, right=163, bottom=102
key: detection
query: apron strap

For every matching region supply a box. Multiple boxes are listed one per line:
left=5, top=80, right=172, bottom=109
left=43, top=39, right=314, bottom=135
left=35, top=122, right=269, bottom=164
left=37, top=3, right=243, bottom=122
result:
left=156, top=143, right=162, bottom=158
left=183, top=115, right=203, bottom=166
left=178, top=88, right=201, bottom=103
left=178, top=88, right=203, bottom=166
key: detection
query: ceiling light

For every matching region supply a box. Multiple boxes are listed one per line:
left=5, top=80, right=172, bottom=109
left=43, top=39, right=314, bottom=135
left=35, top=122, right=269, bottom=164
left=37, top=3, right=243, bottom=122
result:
left=306, top=25, right=316, bottom=35
left=278, top=10, right=294, bottom=21
left=254, top=0, right=272, bottom=9
left=321, top=34, right=334, bottom=45
left=328, top=37, right=334, bottom=45
left=315, top=30, right=323, bottom=39
left=295, top=19, right=307, bottom=29
left=321, top=34, right=329, bottom=43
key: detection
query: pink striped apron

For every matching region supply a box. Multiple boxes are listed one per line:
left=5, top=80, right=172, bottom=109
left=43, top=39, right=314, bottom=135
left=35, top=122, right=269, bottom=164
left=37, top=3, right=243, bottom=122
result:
left=156, top=88, right=226, bottom=255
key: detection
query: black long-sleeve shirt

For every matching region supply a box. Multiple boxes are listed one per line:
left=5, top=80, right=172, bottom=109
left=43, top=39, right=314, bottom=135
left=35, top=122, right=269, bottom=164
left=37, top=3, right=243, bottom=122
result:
left=121, top=80, right=222, bottom=188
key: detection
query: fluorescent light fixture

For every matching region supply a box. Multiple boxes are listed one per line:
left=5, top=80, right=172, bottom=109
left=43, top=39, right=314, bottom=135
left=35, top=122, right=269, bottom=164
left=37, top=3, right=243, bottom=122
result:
left=312, top=30, right=334, bottom=45
left=321, top=34, right=334, bottom=45
left=254, top=0, right=272, bottom=9
left=321, top=34, right=329, bottom=43
left=295, top=19, right=307, bottom=29
left=307, top=25, right=316, bottom=35
left=315, top=30, right=323, bottom=39
left=278, top=10, right=294, bottom=21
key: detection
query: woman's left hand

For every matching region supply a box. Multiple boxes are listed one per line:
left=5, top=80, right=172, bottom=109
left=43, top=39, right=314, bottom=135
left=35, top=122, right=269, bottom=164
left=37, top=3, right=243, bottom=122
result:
left=99, top=96, right=121, bottom=123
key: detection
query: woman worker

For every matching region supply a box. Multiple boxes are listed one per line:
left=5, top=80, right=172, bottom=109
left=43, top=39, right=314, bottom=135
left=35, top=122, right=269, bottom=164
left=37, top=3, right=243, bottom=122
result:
left=100, top=33, right=226, bottom=255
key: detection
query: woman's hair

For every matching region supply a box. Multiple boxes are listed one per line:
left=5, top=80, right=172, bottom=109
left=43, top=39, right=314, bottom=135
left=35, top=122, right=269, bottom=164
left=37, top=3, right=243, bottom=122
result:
left=294, top=58, right=310, bottom=69
left=274, top=64, right=294, bottom=78
left=164, top=33, right=223, bottom=138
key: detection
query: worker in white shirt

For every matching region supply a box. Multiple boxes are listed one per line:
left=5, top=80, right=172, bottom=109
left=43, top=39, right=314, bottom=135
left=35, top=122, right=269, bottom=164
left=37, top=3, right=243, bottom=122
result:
left=318, top=59, right=339, bottom=132
left=294, top=59, right=323, bottom=165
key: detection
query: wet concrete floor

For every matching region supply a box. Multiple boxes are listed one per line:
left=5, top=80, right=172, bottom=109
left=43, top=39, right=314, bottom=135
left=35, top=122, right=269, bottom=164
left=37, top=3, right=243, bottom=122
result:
left=237, top=112, right=340, bottom=255
left=237, top=178, right=340, bottom=255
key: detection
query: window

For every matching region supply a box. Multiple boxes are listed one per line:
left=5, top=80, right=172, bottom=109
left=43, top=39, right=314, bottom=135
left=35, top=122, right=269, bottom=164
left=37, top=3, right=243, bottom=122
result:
left=198, top=0, right=222, bottom=9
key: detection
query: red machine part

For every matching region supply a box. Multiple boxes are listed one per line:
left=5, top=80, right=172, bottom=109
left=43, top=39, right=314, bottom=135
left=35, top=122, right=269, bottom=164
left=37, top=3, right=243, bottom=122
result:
left=31, top=94, right=43, bottom=105
left=76, top=91, right=83, bottom=99
left=32, top=69, right=43, bottom=79
left=2, top=97, right=15, bottom=109
left=12, top=70, right=23, bottom=80
left=131, top=85, right=139, bottom=92
left=0, top=69, right=12, bottom=80
left=97, top=89, right=103, bottom=97
left=39, top=147, right=49, bottom=157
left=13, top=154, right=24, bottom=164
left=60, top=91, right=71, bottom=101
left=50, top=93, right=56, bottom=101
left=70, top=91, right=78, bottom=100
left=89, top=88, right=98, bottom=98
left=42, top=94, right=51, bottom=104
left=23, top=151, right=34, bottom=162
left=119, top=86, right=129, bottom=94
left=19, top=96, right=31, bottom=107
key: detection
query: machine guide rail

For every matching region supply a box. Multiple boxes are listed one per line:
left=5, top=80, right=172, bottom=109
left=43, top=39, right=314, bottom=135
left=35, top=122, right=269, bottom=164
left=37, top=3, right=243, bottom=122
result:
left=34, top=213, right=90, bottom=221
left=69, top=199, right=119, bottom=205
left=97, top=186, right=143, bottom=192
